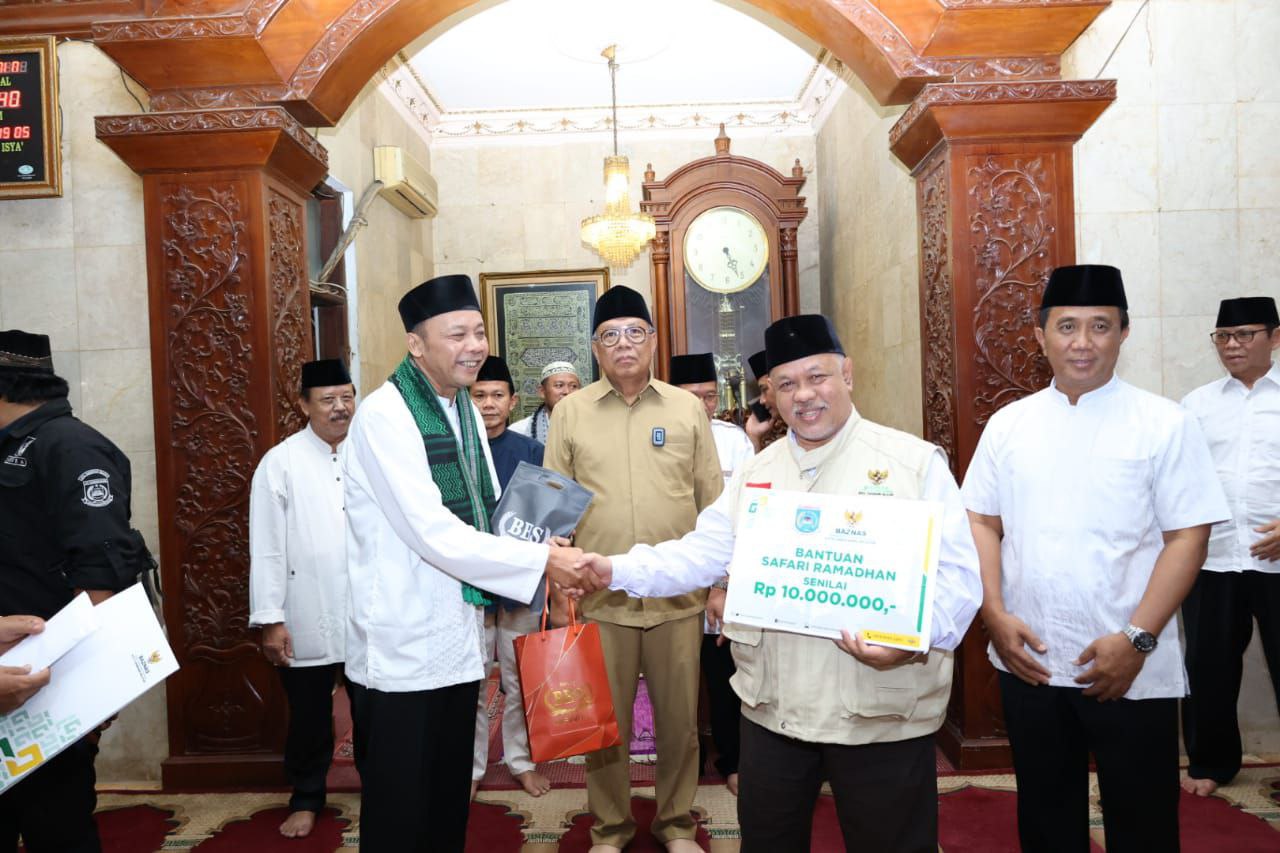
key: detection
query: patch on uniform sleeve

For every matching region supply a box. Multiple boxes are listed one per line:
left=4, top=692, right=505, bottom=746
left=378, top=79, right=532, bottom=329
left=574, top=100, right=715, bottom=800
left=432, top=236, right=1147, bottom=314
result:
left=4, top=436, right=35, bottom=467
left=78, top=468, right=114, bottom=508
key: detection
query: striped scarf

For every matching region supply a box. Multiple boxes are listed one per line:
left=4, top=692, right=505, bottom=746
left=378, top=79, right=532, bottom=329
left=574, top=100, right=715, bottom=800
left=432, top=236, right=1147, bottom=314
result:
left=389, top=355, right=494, bottom=606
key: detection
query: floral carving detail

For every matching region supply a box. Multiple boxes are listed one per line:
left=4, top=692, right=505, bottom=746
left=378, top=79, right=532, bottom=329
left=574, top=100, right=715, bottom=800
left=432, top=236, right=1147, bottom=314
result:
left=92, top=15, right=256, bottom=41
left=967, top=156, right=1054, bottom=425
left=160, top=182, right=259, bottom=657
left=268, top=190, right=309, bottom=439
left=287, top=0, right=396, bottom=95
left=95, top=107, right=328, bottom=169
left=918, top=155, right=958, bottom=471
left=780, top=227, right=799, bottom=256
left=149, top=85, right=292, bottom=112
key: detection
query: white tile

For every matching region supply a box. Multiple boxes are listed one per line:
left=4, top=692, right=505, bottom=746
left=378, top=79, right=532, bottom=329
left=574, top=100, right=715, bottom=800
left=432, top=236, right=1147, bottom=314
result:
left=1063, top=0, right=1156, bottom=104
left=1077, top=213, right=1160, bottom=316
left=1153, top=0, right=1237, bottom=105
left=1158, top=211, right=1238, bottom=316
left=75, top=245, right=149, bottom=350
left=0, top=249, right=79, bottom=350
left=78, top=347, right=154, bottom=454
left=1157, top=104, right=1237, bottom=210
left=1115, top=316, right=1163, bottom=395
left=1239, top=208, right=1280, bottom=295
left=1237, top=102, right=1280, bottom=209
left=1162, top=314, right=1225, bottom=400
left=51, top=350, right=82, bottom=414
left=1076, top=106, right=1160, bottom=214
left=1236, top=0, right=1280, bottom=103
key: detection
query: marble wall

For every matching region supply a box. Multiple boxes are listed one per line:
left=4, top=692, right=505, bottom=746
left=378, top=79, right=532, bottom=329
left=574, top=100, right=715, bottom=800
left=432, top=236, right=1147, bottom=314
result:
left=814, top=81, right=921, bottom=436
left=0, top=42, right=165, bottom=782
left=1067, top=0, right=1280, bottom=754
left=317, top=82, right=435, bottom=391
left=428, top=133, right=820, bottom=337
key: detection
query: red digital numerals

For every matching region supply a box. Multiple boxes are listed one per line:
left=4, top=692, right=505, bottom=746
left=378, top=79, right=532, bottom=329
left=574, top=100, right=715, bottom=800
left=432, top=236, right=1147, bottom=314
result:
left=0, top=90, right=21, bottom=109
left=0, top=126, right=30, bottom=140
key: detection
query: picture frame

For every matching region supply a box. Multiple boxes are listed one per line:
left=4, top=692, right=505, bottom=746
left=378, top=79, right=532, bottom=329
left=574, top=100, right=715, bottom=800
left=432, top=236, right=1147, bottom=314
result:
left=479, top=268, right=610, bottom=420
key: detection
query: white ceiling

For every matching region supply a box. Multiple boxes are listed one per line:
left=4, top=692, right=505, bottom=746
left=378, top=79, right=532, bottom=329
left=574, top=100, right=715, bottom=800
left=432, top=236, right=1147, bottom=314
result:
left=406, top=0, right=822, bottom=113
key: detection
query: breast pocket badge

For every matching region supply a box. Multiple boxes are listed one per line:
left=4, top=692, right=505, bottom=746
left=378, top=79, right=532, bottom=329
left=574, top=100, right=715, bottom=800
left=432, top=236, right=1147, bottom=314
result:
left=79, top=468, right=114, bottom=508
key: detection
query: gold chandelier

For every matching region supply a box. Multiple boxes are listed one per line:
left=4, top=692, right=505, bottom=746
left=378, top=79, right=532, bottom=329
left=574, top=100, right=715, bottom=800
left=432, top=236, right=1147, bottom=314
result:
left=580, top=46, right=655, bottom=268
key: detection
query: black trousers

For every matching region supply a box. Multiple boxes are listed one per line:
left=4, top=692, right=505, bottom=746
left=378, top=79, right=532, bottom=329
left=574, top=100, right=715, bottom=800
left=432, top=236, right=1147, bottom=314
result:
left=0, top=737, right=100, bottom=853
left=278, top=662, right=341, bottom=813
left=736, top=716, right=937, bottom=853
left=1182, top=569, right=1280, bottom=784
left=999, top=672, right=1179, bottom=853
left=700, top=635, right=740, bottom=777
left=347, top=679, right=479, bottom=853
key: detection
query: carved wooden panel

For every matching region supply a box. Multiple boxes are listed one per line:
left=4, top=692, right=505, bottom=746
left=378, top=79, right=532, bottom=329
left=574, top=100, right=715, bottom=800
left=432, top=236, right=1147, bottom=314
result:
left=917, top=152, right=958, bottom=473
left=267, top=185, right=310, bottom=438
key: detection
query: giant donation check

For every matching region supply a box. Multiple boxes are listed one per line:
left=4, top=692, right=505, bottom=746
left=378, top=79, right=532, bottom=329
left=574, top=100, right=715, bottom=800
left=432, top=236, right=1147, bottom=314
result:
left=723, top=488, right=943, bottom=651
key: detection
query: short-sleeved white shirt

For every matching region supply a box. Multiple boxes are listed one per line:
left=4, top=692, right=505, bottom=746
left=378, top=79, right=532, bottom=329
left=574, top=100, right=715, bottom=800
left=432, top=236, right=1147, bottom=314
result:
left=961, top=375, right=1230, bottom=699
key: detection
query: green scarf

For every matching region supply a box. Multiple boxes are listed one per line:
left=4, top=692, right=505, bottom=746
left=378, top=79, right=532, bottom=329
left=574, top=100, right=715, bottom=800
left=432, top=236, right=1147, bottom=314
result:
left=390, top=355, right=494, bottom=606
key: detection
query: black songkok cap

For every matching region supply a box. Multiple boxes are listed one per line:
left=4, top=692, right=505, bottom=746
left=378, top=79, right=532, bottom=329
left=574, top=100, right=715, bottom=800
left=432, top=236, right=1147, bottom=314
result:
left=1040, top=265, right=1128, bottom=311
left=0, top=329, right=54, bottom=374
left=398, top=274, right=481, bottom=332
left=592, top=285, right=652, bottom=331
left=300, top=358, right=351, bottom=392
left=669, top=353, right=717, bottom=386
left=1216, top=297, right=1279, bottom=328
left=765, top=315, right=844, bottom=371
left=476, top=355, right=514, bottom=390
left=747, top=350, right=768, bottom=381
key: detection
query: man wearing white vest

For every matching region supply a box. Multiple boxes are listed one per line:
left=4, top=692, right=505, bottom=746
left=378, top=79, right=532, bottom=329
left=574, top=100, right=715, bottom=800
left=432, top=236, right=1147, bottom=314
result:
left=577, top=314, right=982, bottom=852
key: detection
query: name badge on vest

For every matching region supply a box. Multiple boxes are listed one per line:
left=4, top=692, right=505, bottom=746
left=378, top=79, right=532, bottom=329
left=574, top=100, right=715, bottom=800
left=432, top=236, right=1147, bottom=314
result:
left=652, top=427, right=665, bottom=447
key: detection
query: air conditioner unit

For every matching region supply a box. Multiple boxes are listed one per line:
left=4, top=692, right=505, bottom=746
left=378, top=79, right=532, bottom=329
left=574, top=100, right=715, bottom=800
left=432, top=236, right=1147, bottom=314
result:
left=373, top=145, right=439, bottom=219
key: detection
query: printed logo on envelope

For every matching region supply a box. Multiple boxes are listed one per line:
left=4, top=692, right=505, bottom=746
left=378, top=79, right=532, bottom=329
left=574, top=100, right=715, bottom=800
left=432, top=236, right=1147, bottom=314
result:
left=794, top=507, right=821, bottom=533
left=0, top=738, right=44, bottom=778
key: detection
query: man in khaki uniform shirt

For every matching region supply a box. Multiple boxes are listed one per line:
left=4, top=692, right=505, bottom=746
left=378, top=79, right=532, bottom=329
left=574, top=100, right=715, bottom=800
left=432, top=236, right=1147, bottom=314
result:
left=544, top=285, right=722, bottom=853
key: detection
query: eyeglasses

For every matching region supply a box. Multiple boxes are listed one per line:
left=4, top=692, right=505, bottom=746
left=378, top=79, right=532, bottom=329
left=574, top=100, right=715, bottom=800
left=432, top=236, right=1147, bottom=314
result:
left=1210, top=328, right=1270, bottom=345
left=593, top=326, right=654, bottom=347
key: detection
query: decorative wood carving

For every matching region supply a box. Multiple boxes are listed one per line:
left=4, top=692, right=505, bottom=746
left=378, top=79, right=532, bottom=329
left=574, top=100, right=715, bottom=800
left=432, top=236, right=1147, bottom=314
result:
left=95, top=107, right=329, bottom=169
left=268, top=187, right=309, bottom=439
left=149, top=84, right=292, bottom=111
left=917, top=153, right=958, bottom=472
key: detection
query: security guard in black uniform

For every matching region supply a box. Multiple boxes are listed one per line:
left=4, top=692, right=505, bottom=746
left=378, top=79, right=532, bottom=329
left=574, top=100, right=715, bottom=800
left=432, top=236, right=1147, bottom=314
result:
left=0, top=329, right=151, bottom=853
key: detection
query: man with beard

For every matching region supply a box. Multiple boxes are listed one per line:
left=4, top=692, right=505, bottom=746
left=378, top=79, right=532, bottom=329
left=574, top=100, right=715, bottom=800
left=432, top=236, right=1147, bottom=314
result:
left=510, top=361, right=581, bottom=444
left=575, top=315, right=981, bottom=852
left=341, top=275, right=588, bottom=851
left=249, top=358, right=356, bottom=839
left=468, top=354, right=551, bottom=798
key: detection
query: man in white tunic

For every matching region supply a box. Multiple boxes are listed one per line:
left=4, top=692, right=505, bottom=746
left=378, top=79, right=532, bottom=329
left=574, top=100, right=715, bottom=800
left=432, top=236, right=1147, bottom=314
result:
left=669, top=352, right=753, bottom=795
left=509, top=360, right=581, bottom=444
left=962, top=265, right=1230, bottom=852
left=342, top=274, right=589, bottom=852
left=579, top=315, right=982, bottom=853
left=249, top=358, right=355, bottom=839
left=1180, top=296, right=1280, bottom=797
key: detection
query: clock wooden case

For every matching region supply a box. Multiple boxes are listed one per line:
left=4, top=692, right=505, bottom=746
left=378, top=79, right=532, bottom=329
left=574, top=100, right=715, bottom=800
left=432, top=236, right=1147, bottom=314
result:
left=641, top=128, right=808, bottom=383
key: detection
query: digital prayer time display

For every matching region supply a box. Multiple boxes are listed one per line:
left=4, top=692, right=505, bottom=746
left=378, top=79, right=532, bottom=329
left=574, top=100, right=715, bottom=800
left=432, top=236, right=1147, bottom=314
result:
left=0, top=36, right=60, bottom=200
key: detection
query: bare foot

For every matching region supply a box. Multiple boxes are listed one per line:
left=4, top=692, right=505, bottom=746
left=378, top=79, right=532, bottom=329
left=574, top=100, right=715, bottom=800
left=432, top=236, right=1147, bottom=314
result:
left=279, top=810, right=316, bottom=838
left=664, top=839, right=705, bottom=853
left=726, top=772, right=739, bottom=796
left=1181, top=776, right=1219, bottom=797
left=587, top=846, right=623, bottom=853
left=514, top=768, right=552, bottom=797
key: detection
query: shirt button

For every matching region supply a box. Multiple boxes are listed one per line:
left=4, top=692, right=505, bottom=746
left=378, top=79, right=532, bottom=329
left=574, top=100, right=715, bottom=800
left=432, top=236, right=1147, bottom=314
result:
left=780, top=721, right=787, bottom=729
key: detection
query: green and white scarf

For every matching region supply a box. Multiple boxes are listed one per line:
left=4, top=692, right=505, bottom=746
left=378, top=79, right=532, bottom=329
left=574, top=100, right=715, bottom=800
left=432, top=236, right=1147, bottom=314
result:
left=389, top=355, right=495, bottom=606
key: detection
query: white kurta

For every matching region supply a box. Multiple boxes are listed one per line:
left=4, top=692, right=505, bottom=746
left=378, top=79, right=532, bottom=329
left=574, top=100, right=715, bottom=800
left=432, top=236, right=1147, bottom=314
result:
left=248, top=425, right=348, bottom=666
left=1181, top=361, right=1280, bottom=574
left=961, top=375, right=1231, bottom=700
left=611, top=424, right=981, bottom=652
left=342, top=381, right=549, bottom=693
left=509, top=408, right=549, bottom=442
left=710, top=419, right=754, bottom=484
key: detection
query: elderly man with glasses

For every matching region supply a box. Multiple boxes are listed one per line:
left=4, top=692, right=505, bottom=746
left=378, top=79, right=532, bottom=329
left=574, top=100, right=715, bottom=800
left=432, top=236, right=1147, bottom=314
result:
left=1180, top=296, right=1280, bottom=798
left=544, top=285, right=723, bottom=853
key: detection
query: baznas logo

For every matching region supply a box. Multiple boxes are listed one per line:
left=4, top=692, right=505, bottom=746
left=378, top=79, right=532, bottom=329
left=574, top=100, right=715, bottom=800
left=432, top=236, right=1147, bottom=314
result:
left=148, top=651, right=163, bottom=665
left=0, top=737, right=44, bottom=777
left=795, top=506, right=821, bottom=533
left=844, top=510, right=863, bottom=525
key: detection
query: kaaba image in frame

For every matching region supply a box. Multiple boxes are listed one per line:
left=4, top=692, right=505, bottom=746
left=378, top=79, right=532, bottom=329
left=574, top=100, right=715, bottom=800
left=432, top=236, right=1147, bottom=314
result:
left=642, top=125, right=807, bottom=399
left=479, top=268, right=610, bottom=421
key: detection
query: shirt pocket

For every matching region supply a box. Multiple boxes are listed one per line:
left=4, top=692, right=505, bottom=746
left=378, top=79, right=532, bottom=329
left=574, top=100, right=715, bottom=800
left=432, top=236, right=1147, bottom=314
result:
left=1087, top=457, right=1152, bottom=546
left=837, top=656, right=920, bottom=721
left=726, top=624, right=766, bottom=707
left=650, top=436, right=696, bottom=497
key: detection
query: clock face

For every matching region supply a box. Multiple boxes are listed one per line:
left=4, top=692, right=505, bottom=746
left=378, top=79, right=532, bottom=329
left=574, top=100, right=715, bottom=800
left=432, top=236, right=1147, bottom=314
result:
left=683, top=206, right=769, bottom=294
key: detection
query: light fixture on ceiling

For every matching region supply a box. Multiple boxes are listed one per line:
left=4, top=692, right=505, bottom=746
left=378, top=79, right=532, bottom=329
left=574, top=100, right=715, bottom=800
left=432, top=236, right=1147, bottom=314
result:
left=580, top=45, right=655, bottom=269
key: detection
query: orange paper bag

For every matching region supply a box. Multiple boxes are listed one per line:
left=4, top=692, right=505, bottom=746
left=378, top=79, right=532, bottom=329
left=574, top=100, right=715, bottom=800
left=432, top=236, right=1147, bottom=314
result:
left=514, top=584, right=621, bottom=762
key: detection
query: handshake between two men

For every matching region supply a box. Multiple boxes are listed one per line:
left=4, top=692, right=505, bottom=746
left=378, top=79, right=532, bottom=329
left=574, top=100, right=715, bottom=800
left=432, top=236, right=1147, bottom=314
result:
left=543, top=541, right=614, bottom=600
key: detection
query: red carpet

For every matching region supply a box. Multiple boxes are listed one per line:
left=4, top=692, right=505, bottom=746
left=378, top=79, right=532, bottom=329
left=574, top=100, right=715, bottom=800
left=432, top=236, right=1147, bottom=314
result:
left=97, top=804, right=178, bottom=853
left=557, top=797, right=711, bottom=852
left=467, top=801, right=528, bottom=852
left=1179, top=789, right=1280, bottom=852
left=190, top=806, right=349, bottom=851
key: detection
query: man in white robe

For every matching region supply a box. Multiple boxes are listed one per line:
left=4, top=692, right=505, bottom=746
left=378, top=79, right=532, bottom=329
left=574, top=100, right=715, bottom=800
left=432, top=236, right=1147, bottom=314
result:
left=249, top=358, right=355, bottom=839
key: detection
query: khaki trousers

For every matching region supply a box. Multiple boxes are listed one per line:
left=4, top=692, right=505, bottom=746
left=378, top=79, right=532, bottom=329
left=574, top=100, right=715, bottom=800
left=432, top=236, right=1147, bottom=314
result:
left=472, top=606, right=542, bottom=781
left=586, top=613, right=702, bottom=847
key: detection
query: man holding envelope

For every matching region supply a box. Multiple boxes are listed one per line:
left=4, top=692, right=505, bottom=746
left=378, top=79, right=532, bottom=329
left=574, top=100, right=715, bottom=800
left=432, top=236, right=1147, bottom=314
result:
left=578, top=314, right=981, bottom=853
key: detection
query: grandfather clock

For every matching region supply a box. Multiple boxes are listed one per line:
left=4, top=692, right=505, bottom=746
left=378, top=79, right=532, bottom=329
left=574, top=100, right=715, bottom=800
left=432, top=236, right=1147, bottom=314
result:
left=641, top=126, right=807, bottom=399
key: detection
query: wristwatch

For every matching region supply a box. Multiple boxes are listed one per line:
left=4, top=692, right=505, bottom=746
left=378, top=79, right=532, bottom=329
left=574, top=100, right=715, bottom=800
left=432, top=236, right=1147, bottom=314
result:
left=1123, top=624, right=1158, bottom=653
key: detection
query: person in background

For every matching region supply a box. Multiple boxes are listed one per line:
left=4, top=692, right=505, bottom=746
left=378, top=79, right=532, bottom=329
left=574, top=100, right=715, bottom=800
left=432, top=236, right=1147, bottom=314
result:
left=1179, top=296, right=1280, bottom=797
left=743, top=349, right=785, bottom=452
left=510, top=361, right=581, bottom=444
left=668, top=352, right=752, bottom=795
left=468, top=354, right=552, bottom=799
left=249, top=358, right=356, bottom=839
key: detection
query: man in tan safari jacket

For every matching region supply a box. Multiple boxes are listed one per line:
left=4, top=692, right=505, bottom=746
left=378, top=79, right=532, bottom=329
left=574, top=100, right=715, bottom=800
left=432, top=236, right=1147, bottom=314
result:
left=579, top=314, right=982, bottom=853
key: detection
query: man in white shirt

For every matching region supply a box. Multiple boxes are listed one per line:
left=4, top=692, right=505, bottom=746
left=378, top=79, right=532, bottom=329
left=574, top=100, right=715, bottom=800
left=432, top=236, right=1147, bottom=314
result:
left=249, top=358, right=355, bottom=839
left=962, top=265, right=1230, bottom=852
left=509, top=360, right=581, bottom=444
left=342, top=274, right=589, bottom=852
left=579, top=315, right=982, bottom=852
left=1180, top=296, right=1280, bottom=797
left=669, top=352, right=753, bottom=795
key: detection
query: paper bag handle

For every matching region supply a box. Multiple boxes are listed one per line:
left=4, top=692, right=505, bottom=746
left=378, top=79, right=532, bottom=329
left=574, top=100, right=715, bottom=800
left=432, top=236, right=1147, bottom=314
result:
left=540, top=574, right=577, bottom=634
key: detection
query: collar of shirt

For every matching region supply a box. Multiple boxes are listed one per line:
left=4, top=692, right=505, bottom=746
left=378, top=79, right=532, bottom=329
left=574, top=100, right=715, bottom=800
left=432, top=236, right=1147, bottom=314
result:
left=583, top=374, right=675, bottom=405
left=302, top=422, right=341, bottom=455
left=4, top=397, right=72, bottom=439
left=787, top=405, right=862, bottom=480
left=1220, top=360, right=1280, bottom=396
left=1046, top=372, right=1122, bottom=408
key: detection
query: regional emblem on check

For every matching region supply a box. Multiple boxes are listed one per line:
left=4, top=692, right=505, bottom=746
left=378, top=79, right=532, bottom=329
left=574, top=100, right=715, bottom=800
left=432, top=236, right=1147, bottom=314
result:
left=724, top=488, right=942, bottom=651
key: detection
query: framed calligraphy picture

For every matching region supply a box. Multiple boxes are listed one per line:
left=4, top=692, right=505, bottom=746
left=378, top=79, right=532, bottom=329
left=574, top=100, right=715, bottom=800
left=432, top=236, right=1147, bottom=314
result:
left=479, top=268, right=610, bottom=421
